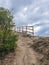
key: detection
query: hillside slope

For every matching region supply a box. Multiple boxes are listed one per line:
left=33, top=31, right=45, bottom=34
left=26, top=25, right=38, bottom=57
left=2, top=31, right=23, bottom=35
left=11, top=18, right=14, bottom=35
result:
left=31, top=36, right=49, bottom=65
left=0, top=34, right=49, bottom=65
left=14, top=34, right=40, bottom=65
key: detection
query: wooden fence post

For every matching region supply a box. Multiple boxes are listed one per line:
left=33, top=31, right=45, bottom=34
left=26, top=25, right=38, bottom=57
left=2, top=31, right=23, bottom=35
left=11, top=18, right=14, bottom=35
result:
left=26, top=26, right=27, bottom=34
left=22, top=26, right=23, bottom=33
left=32, top=26, right=34, bottom=36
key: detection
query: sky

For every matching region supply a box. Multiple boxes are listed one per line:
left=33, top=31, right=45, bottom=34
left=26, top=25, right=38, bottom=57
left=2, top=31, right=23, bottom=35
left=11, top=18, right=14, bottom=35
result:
left=0, top=0, right=49, bottom=36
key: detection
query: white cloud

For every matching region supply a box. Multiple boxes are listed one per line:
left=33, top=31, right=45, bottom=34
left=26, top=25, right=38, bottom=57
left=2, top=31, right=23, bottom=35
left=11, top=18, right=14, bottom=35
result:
left=0, top=0, right=49, bottom=36
left=34, top=26, right=41, bottom=33
left=33, top=7, right=40, bottom=13
left=14, top=11, right=27, bottom=22
left=13, top=7, right=29, bottom=25
left=42, top=11, right=49, bottom=16
left=41, top=20, right=49, bottom=24
left=28, top=21, right=41, bottom=26
left=41, top=0, right=49, bottom=3
left=23, top=7, right=28, bottom=13
left=5, top=0, right=12, bottom=9
left=0, top=0, right=12, bottom=9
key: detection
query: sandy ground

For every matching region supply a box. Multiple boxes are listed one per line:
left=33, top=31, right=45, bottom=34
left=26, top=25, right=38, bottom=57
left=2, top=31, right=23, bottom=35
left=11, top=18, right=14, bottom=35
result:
left=14, top=34, right=40, bottom=65
left=0, top=34, right=49, bottom=65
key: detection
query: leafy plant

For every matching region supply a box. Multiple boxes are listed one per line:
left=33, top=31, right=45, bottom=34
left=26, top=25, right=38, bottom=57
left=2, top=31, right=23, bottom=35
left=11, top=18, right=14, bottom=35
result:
left=0, top=7, right=18, bottom=56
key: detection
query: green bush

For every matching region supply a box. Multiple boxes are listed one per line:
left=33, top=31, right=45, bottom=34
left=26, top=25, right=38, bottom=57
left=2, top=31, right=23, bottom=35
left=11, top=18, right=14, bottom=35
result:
left=0, top=7, right=18, bottom=56
left=0, top=34, right=18, bottom=56
left=4, top=35, right=17, bottom=50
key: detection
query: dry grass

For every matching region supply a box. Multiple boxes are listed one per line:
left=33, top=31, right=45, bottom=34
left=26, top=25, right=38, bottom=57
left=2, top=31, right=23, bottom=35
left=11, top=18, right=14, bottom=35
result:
left=31, top=37, right=49, bottom=65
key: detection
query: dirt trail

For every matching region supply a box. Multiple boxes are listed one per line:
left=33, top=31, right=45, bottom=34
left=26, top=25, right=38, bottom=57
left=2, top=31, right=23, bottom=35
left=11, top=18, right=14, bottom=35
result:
left=14, top=34, right=40, bottom=65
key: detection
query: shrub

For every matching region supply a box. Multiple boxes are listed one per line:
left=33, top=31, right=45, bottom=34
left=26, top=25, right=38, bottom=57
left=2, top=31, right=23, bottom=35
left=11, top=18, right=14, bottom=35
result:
left=0, top=7, right=18, bottom=56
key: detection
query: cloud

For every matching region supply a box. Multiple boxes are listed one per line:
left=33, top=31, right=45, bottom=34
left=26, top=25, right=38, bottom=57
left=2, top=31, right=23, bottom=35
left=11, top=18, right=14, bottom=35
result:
left=12, top=0, right=49, bottom=36
left=34, top=26, right=41, bottom=33
left=0, top=0, right=49, bottom=36
left=0, top=0, right=12, bottom=9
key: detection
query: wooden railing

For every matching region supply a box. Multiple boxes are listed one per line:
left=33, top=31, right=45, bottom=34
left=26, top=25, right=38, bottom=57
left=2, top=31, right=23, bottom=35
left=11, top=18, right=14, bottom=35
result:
left=16, top=26, right=34, bottom=36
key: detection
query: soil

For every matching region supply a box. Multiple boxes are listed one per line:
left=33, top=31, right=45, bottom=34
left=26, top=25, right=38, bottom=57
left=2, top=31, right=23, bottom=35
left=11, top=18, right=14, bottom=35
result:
left=0, top=34, right=45, bottom=65
left=14, top=34, right=41, bottom=65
